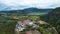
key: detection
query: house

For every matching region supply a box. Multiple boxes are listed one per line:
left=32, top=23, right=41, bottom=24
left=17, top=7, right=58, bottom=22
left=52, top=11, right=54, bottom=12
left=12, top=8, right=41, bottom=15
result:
left=15, top=20, right=40, bottom=34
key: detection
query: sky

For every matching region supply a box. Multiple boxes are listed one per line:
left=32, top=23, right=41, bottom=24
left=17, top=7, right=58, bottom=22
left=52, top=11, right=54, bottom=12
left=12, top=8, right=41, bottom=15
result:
left=0, top=0, right=60, bottom=10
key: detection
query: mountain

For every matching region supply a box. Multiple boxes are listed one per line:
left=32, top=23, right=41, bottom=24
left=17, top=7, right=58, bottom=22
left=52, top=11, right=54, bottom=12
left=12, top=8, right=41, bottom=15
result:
left=0, top=8, right=53, bottom=15
left=40, top=7, right=60, bottom=34
left=23, top=8, right=53, bottom=13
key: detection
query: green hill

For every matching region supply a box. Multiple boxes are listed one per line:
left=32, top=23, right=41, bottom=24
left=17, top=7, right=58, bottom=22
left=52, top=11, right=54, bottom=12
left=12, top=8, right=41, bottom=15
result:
left=40, top=7, right=60, bottom=34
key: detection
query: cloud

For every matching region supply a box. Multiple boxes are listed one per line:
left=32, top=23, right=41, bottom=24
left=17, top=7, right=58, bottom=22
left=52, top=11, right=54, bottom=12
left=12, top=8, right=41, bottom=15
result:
left=0, top=0, right=60, bottom=10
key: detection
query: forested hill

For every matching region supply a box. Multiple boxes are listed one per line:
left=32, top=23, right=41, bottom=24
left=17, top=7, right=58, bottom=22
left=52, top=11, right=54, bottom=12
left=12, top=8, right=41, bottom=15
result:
left=23, top=8, right=53, bottom=13
left=40, top=7, right=60, bottom=34
left=0, top=8, right=53, bottom=13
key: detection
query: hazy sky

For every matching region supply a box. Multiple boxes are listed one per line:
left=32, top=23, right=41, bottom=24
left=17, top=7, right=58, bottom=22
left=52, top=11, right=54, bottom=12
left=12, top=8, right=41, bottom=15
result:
left=0, top=0, right=60, bottom=10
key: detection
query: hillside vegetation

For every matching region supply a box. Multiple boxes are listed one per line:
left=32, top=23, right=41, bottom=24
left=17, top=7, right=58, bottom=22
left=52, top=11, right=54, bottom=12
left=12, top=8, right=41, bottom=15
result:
left=0, top=14, right=58, bottom=34
left=40, top=7, right=60, bottom=34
